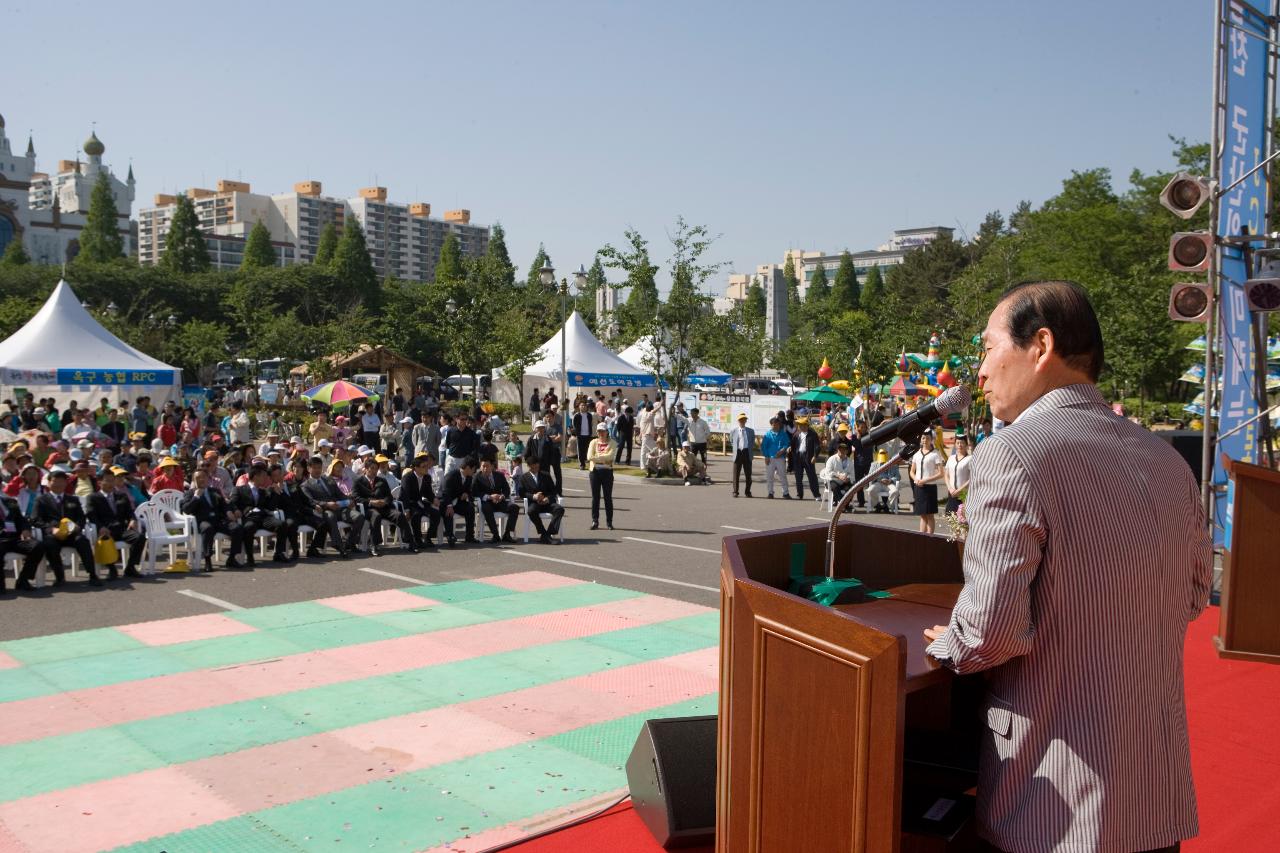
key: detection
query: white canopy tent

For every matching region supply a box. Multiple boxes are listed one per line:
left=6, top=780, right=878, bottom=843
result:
left=616, top=335, right=731, bottom=386
left=0, top=280, right=183, bottom=406
left=491, top=311, right=656, bottom=408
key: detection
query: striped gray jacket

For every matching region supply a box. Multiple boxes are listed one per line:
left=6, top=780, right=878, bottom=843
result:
left=926, top=383, right=1212, bottom=853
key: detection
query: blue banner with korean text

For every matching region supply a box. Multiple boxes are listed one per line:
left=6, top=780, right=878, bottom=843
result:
left=1214, top=0, right=1270, bottom=542
left=57, top=369, right=176, bottom=386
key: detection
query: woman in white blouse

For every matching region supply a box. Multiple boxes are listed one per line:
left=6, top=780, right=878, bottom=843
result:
left=909, top=431, right=945, bottom=534
left=944, top=434, right=971, bottom=514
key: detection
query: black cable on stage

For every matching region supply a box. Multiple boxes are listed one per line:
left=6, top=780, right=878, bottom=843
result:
left=476, top=792, right=633, bottom=852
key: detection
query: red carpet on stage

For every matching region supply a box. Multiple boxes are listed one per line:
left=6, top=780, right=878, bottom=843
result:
left=506, top=606, right=1279, bottom=852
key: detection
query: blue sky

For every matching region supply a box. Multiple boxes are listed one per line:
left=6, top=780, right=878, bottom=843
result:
left=6, top=1, right=1208, bottom=292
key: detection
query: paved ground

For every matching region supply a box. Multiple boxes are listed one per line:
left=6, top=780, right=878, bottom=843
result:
left=0, top=457, right=922, bottom=642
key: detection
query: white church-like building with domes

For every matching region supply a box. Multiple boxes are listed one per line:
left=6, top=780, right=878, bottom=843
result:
left=0, top=110, right=135, bottom=264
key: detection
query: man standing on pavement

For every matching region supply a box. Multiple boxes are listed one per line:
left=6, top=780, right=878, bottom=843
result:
left=613, top=406, right=635, bottom=466
left=686, top=408, right=710, bottom=465
left=572, top=401, right=594, bottom=469
left=790, top=417, right=820, bottom=501
left=761, top=417, right=791, bottom=499
left=729, top=412, right=754, bottom=498
left=923, top=280, right=1211, bottom=853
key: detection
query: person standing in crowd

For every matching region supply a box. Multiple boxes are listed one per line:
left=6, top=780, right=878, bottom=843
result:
left=729, top=412, right=755, bottom=498
left=359, top=403, right=382, bottom=451
left=529, top=388, right=542, bottom=420
left=519, top=457, right=564, bottom=544
left=924, top=280, right=1212, bottom=853
left=586, top=422, right=616, bottom=530
left=445, top=413, right=480, bottom=476
left=613, top=406, right=635, bottom=466
left=227, top=401, right=252, bottom=446
left=572, top=401, right=594, bottom=469
left=474, top=458, right=518, bottom=543
left=637, top=402, right=657, bottom=468
left=761, top=417, right=791, bottom=499
left=309, top=411, right=335, bottom=450
left=944, top=433, right=971, bottom=514
left=542, top=411, right=564, bottom=496
left=504, top=431, right=525, bottom=470
left=686, top=408, right=710, bottom=464
left=852, top=421, right=874, bottom=510
left=908, top=431, right=944, bottom=534
left=791, top=417, right=821, bottom=501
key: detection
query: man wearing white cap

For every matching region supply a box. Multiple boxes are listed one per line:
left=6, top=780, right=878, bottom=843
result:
left=728, top=412, right=755, bottom=498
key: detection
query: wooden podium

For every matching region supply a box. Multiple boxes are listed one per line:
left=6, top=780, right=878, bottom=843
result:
left=717, top=519, right=982, bottom=853
left=1216, top=458, right=1280, bottom=663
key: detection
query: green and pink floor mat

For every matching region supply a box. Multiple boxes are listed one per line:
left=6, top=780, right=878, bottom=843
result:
left=0, top=571, right=719, bottom=852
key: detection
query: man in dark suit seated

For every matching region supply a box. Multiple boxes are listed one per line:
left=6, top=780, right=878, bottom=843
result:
left=439, top=455, right=479, bottom=547
left=31, top=467, right=100, bottom=586
left=473, top=458, right=518, bottom=543
left=235, top=464, right=293, bottom=565
left=353, top=458, right=415, bottom=557
left=182, top=468, right=245, bottom=571
left=518, top=457, right=563, bottom=544
left=398, top=453, right=440, bottom=550
left=300, top=457, right=362, bottom=558
left=86, top=468, right=144, bottom=579
left=279, top=459, right=325, bottom=558
left=1, top=491, right=45, bottom=592
left=266, top=463, right=306, bottom=560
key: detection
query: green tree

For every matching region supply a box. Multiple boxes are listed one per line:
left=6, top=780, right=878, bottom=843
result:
left=525, top=244, right=554, bottom=291
left=162, top=194, right=210, bottom=274
left=830, top=251, right=860, bottom=311
left=862, top=265, right=884, bottom=306
left=165, top=319, right=229, bottom=383
left=486, top=222, right=516, bottom=288
left=783, top=253, right=799, bottom=292
left=807, top=264, right=829, bottom=303
left=1, top=240, right=30, bottom=267
left=313, top=222, right=338, bottom=266
left=241, top=221, right=276, bottom=269
left=744, top=277, right=766, bottom=320
left=332, top=217, right=377, bottom=304
left=599, top=228, right=659, bottom=342
left=649, top=217, right=721, bottom=396
left=78, top=172, right=125, bottom=262
left=436, top=233, right=464, bottom=284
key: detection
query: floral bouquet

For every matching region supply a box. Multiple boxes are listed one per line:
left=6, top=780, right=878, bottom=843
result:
left=942, top=487, right=968, bottom=543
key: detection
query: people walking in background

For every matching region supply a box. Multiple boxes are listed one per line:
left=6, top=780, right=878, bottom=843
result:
left=790, top=417, right=820, bottom=501
left=614, top=406, right=635, bottom=466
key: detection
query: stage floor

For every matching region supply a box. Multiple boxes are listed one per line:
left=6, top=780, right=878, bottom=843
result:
left=0, top=571, right=718, bottom=852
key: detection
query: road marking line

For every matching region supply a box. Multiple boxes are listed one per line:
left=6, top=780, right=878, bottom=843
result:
left=622, top=536, right=720, bottom=555
left=508, top=550, right=718, bottom=592
left=562, top=487, right=585, bottom=493
left=721, top=525, right=760, bottom=532
left=176, top=589, right=244, bottom=611
left=358, top=567, right=425, bottom=584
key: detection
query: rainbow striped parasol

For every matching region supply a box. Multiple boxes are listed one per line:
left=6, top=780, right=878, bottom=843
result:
left=300, top=379, right=380, bottom=408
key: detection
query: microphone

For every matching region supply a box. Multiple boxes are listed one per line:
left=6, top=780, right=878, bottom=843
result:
left=860, top=385, right=972, bottom=448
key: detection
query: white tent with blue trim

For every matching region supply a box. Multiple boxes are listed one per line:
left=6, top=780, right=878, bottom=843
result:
left=491, top=311, right=655, bottom=406
left=0, top=280, right=183, bottom=405
left=616, top=335, right=731, bottom=386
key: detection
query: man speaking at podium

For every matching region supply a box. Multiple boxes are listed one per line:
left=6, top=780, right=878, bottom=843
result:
left=923, top=281, right=1212, bottom=853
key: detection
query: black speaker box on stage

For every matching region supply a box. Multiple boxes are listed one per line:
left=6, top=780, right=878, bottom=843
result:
left=625, top=714, right=717, bottom=848
left=1155, top=429, right=1203, bottom=487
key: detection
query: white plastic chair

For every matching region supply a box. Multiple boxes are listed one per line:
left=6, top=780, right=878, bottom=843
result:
left=145, top=491, right=198, bottom=554
left=134, top=502, right=195, bottom=574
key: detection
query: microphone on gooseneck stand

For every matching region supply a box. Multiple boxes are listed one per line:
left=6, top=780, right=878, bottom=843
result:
left=860, top=385, right=973, bottom=449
